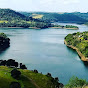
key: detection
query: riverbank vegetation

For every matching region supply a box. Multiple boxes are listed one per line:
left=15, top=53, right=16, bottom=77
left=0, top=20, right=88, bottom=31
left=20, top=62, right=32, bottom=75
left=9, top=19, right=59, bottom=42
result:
left=51, top=24, right=79, bottom=29
left=65, top=31, right=88, bottom=59
left=65, top=76, right=88, bottom=88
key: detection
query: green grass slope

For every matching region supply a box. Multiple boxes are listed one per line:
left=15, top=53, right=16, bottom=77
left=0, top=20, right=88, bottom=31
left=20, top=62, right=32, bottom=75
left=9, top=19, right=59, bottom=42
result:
left=0, top=66, right=61, bottom=88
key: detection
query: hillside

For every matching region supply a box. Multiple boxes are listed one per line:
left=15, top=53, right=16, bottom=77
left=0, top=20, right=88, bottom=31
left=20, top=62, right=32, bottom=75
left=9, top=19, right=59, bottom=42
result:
left=0, top=9, right=28, bottom=21
left=72, top=12, right=88, bottom=21
left=20, top=12, right=88, bottom=23
left=64, top=31, right=88, bottom=61
left=0, top=66, right=63, bottom=88
left=0, top=9, right=51, bottom=28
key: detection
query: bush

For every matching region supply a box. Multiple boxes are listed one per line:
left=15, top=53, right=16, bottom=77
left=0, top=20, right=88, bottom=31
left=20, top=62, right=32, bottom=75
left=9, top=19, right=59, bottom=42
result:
left=20, top=63, right=27, bottom=69
left=46, top=73, right=52, bottom=77
left=33, top=69, right=38, bottom=73
left=11, top=69, right=21, bottom=79
left=65, top=76, right=88, bottom=88
left=10, top=82, right=21, bottom=88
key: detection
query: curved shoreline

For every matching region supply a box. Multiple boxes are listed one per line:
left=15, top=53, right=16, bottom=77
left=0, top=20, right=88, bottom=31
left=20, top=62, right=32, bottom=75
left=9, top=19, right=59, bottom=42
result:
left=64, top=40, right=88, bottom=61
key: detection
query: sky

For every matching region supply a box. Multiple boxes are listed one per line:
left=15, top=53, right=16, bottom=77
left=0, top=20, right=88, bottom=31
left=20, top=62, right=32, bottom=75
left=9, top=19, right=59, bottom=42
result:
left=0, top=0, right=88, bottom=12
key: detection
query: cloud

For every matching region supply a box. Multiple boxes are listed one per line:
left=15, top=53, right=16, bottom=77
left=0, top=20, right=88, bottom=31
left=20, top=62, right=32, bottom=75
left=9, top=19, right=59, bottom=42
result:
left=0, top=0, right=87, bottom=12
left=64, top=0, right=80, bottom=4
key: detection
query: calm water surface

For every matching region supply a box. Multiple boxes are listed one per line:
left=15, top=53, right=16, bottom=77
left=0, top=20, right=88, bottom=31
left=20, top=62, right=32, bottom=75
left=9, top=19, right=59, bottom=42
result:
left=0, top=23, right=88, bottom=84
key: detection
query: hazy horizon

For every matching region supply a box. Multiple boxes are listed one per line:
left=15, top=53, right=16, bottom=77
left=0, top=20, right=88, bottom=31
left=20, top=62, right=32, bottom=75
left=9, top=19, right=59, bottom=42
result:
left=0, top=0, right=88, bottom=12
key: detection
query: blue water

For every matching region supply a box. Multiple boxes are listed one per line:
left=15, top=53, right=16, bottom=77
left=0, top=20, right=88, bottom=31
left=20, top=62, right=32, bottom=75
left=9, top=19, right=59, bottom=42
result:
left=0, top=23, right=88, bottom=84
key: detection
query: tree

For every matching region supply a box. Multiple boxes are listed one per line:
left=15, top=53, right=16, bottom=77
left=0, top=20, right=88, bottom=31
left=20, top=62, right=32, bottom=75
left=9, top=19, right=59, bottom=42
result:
left=10, top=82, right=21, bottom=88
left=55, top=77, right=59, bottom=82
left=0, top=60, right=6, bottom=66
left=65, top=76, right=88, bottom=88
left=46, top=73, right=52, bottom=77
left=20, top=63, right=27, bottom=69
left=34, top=69, right=38, bottom=73
left=11, top=69, right=21, bottom=79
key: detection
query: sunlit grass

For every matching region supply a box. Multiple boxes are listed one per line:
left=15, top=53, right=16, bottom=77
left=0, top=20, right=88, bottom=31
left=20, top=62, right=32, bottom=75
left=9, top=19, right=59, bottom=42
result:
left=33, top=15, right=43, bottom=19
left=0, top=20, right=8, bottom=23
left=0, top=66, right=56, bottom=88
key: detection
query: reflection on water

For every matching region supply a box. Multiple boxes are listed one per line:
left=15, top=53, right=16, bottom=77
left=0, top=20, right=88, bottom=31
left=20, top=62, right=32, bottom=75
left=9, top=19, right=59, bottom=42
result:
left=0, top=23, right=88, bottom=84
left=0, top=47, right=10, bottom=56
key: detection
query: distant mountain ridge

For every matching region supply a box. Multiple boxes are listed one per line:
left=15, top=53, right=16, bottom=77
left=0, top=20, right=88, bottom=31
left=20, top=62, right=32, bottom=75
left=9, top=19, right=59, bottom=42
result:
left=20, top=12, right=88, bottom=23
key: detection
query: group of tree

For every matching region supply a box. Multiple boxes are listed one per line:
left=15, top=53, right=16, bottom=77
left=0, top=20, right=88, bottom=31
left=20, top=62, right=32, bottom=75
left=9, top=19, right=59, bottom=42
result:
left=0, top=33, right=10, bottom=50
left=0, top=59, right=27, bottom=69
left=65, top=76, right=88, bottom=88
left=46, top=73, right=64, bottom=88
left=10, top=69, right=21, bottom=88
left=0, top=20, right=52, bottom=28
left=52, top=24, right=78, bottom=29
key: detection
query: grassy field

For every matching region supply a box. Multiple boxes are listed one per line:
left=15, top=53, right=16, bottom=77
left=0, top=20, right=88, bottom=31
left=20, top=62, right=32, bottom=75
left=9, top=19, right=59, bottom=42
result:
left=0, top=20, right=8, bottom=23
left=32, top=14, right=44, bottom=19
left=0, top=66, right=59, bottom=88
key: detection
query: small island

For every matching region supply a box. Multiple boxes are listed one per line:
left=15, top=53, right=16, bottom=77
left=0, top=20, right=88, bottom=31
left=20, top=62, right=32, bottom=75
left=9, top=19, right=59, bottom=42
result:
left=50, top=25, right=79, bottom=29
left=64, top=31, right=88, bottom=61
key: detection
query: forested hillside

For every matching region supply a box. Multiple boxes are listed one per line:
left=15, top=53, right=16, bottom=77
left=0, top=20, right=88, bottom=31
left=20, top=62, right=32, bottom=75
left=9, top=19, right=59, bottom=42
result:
left=0, top=9, right=51, bottom=28
left=20, top=12, right=87, bottom=23
left=0, top=9, right=28, bottom=21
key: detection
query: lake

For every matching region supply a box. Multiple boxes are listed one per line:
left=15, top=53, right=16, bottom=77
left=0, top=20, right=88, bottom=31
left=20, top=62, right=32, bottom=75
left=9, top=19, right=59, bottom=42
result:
left=0, top=23, right=88, bottom=84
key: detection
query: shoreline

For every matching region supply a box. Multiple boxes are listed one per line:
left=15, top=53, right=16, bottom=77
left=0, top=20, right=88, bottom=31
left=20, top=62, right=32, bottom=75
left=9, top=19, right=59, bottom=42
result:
left=0, top=27, right=24, bottom=28
left=64, top=40, right=88, bottom=61
left=0, top=27, right=79, bottom=30
left=50, top=27, right=79, bottom=30
left=0, top=27, right=41, bottom=29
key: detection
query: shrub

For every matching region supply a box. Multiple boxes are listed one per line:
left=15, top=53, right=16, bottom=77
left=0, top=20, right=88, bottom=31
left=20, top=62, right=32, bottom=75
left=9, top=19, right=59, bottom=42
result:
left=11, top=69, right=21, bottom=79
left=65, top=76, right=88, bottom=88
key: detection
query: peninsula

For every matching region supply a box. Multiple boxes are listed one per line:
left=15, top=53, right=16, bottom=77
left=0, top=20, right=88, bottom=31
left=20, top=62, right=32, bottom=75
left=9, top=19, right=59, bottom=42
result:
left=64, top=31, right=88, bottom=61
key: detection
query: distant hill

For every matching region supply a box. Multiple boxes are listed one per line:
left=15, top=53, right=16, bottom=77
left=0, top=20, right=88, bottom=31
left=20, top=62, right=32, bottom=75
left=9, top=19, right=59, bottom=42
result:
left=20, top=12, right=88, bottom=23
left=71, top=12, right=88, bottom=21
left=0, top=9, right=51, bottom=28
left=0, top=9, right=28, bottom=21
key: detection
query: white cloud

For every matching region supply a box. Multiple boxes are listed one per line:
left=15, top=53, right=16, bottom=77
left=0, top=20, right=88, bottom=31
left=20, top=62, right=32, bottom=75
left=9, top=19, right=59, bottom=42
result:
left=0, top=0, right=87, bottom=12
left=64, top=0, right=80, bottom=4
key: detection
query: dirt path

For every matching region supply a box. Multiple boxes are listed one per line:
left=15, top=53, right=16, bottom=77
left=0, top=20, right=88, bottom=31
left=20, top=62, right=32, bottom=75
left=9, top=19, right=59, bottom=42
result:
left=23, top=75, right=40, bottom=88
